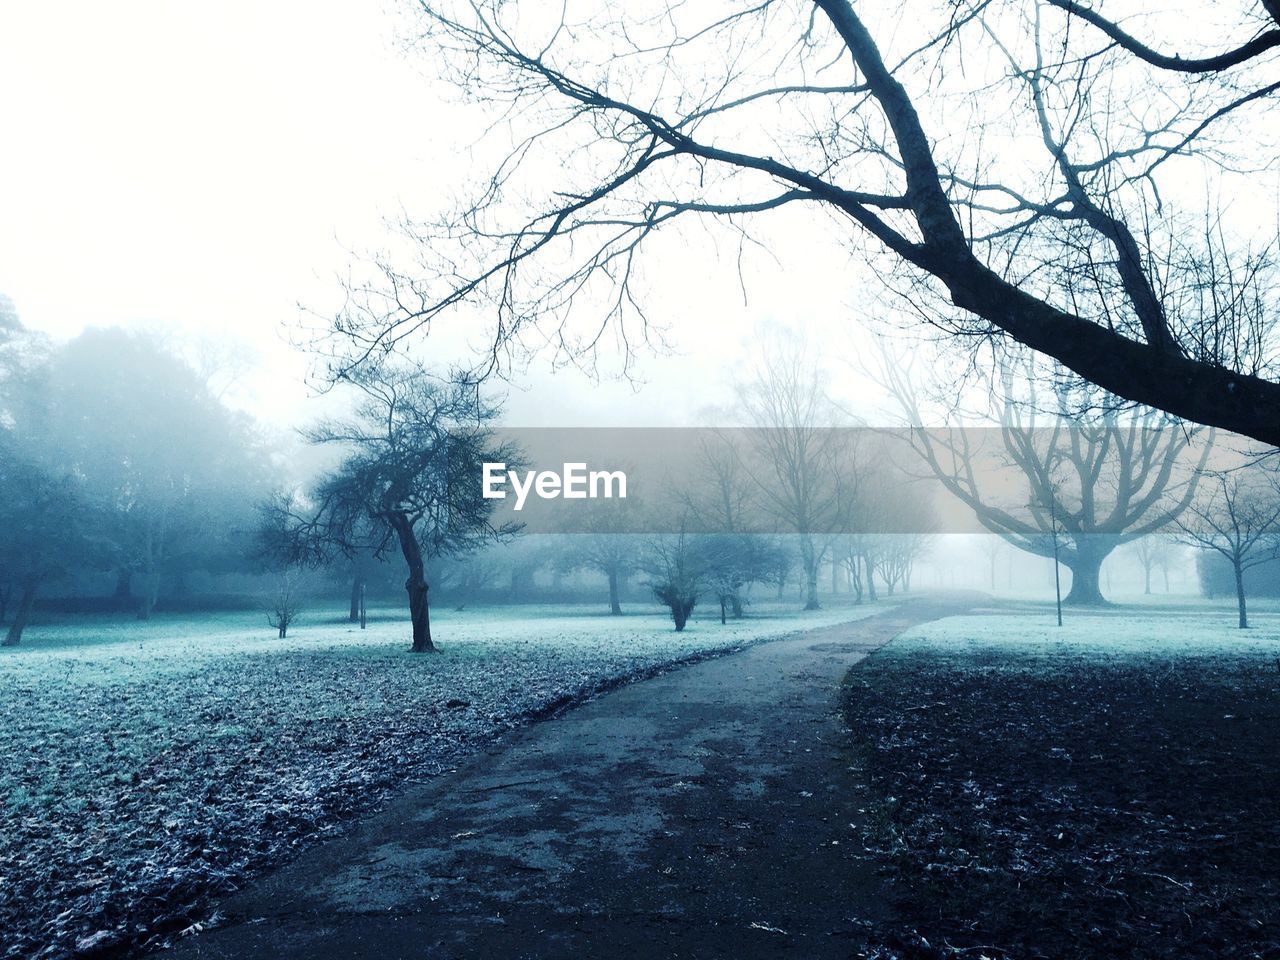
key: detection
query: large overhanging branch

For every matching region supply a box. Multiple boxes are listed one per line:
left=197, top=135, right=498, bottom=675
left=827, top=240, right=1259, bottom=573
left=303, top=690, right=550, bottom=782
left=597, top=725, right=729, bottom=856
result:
left=1044, top=0, right=1280, bottom=73
left=324, top=1, right=1280, bottom=444
left=813, top=0, right=1280, bottom=444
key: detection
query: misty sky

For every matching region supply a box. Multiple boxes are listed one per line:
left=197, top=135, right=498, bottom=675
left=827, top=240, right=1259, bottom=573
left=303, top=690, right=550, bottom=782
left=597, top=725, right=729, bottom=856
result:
left=0, top=1, right=890, bottom=430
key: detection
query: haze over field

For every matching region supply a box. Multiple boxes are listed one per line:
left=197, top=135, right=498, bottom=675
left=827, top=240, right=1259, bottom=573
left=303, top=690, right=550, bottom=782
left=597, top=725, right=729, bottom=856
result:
left=3, top=2, right=1280, bottom=958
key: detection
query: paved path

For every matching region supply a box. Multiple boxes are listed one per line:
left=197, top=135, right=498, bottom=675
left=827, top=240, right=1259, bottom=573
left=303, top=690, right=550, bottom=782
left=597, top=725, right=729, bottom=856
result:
left=163, top=596, right=973, bottom=959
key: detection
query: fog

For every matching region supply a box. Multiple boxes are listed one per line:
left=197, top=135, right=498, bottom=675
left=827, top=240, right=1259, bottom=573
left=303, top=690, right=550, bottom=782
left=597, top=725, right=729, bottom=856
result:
left=3, top=3, right=1280, bottom=957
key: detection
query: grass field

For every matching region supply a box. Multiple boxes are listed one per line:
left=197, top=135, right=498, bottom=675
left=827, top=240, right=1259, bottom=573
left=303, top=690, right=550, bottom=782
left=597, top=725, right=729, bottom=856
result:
left=843, top=602, right=1280, bottom=959
left=0, top=598, right=881, bottom=959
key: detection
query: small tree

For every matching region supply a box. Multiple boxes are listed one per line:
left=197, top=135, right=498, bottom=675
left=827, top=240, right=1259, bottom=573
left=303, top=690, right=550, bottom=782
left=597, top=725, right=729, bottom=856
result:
left=1177, top=472, right=1280, bottom=629
left=691, top=534, right=787, bottom=623
left=558, top=495, right=642, bottom=615
left=645, top=527, right=700, bottom=632
left=879, top=533, right=932, bottom=596
left=1132, top=535, right=1178, bottom=594
left=266, top=568, right=305, bottom=639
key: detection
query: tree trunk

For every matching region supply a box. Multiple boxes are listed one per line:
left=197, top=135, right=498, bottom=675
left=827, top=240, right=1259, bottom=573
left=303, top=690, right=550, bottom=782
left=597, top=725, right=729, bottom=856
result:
left=389, top=512, right=435, bottom=652
left=720, top=596, right=727, bottom=624
left=1233, top=559, right=1248, bottom=629
left=672, top=599, right=693, bottom=631
left=509, top=568, right=531, bottom=602
left=112, top=568, right=133, bottom=612
left=137, top=565, right=159, bottom=620
left=349, top=575, right=364, bottom=622
left=607, top=568, right=622, bottom=616
left=804, top=568, right=820, bottom=609
left=847, top=559, right=864, bottom=604
left=1063, top=538, right=1116, bottom=606
left=3, top=577, right=38, bottom=647
left=865, top=559, right=878, bottom=602
left=1143, top=563, right=1152, bottom=594
left=729, top=591, right=743, bottom=618
left=136, top=521, right=163, bottom=620
left=801, top=539, right=821, bottom=610
left=406, top=570, right=433, bottom=651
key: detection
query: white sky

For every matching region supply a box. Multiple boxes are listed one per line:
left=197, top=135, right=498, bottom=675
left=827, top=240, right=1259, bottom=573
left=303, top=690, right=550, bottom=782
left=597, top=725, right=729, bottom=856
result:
left=9, top=3, right=1265, bottom=436
left=0, top=1, right=885, bottom=430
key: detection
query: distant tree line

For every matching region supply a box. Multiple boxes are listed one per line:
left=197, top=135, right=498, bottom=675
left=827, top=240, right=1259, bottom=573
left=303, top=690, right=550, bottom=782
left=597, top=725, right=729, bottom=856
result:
left=0, top=310, right=275, bottom=645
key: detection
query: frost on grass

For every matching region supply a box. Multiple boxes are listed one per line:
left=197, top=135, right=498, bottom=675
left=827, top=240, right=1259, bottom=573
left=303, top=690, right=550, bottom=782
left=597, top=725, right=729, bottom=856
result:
left=0, top=601, right=873, bottom=959
left=842, top=607, right=1280, bottom=960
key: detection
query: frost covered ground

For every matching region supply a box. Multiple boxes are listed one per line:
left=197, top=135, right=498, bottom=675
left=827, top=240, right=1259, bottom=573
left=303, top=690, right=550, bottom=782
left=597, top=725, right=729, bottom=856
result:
left=843, top=602, right=1280, bottom=959
left=0, top=599, right=880, bottom=959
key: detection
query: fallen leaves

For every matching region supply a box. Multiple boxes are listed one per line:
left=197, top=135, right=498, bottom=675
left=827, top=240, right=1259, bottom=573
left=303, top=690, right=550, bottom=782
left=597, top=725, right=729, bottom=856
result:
left=841, top=643, right=1280, bottom=959
left=0, top=619, right=781, bottom=958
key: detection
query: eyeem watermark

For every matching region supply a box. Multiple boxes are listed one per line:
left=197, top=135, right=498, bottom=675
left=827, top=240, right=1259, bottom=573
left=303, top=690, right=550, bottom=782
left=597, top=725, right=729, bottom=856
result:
left=482, top=462, right=628, bottom=511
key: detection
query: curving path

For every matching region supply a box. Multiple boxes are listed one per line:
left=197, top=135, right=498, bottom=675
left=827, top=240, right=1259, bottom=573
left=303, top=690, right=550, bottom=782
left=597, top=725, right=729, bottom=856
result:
left=162, top=595, right=975, bottom=959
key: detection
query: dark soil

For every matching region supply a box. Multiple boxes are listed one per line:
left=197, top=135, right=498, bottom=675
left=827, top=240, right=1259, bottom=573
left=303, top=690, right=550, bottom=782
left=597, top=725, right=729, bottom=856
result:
left=842, top=641, right=1280, bottom=959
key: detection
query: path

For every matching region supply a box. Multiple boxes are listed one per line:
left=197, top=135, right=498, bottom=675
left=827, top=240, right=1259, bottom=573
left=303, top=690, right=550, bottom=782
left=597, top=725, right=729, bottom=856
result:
left=162, top=595, right=974, bottom=959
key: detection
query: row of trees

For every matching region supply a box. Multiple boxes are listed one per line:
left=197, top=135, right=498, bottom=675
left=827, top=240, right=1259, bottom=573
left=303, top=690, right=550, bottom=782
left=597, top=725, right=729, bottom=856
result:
left=421, top=527, right=925, bottom=611
left=262, top=346, right=937, bottom=648
left=6, top=314, right=1269, bottom=647
left=0, top=306, right=935, bottom=650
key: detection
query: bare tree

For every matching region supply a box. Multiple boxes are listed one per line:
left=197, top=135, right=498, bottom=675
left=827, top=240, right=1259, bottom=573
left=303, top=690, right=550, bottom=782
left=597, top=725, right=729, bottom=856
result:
left=689, top=534, right=788, bottom=622
left=283, top=363, right=522, bottom=652
left=675, top=430, right=785, bottom=616
left=266, top=568, right=305, bottom=639
left=316, top=2, right=1280, bottom=446
left=884, top=352, right=1212, bottom=604
left=978, top=536, right=1007, bottom=591
left=556, top=496, right=642, bottom=615
left=678, top=431, right=757, bottom=537
left=735, top=337, right=860, bottom=609
left=834, top=535, right=868, bottom=604
left=1131, top=535, right=1176, bottom=595
left=879, top=532, right=933, bottom=596
left=1177, top=471, right=1280, bottom=628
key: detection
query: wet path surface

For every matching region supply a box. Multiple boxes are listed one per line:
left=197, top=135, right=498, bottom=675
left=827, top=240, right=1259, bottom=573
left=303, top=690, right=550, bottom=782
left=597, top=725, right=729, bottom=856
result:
left=162, top=596, right=974, bottom=959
